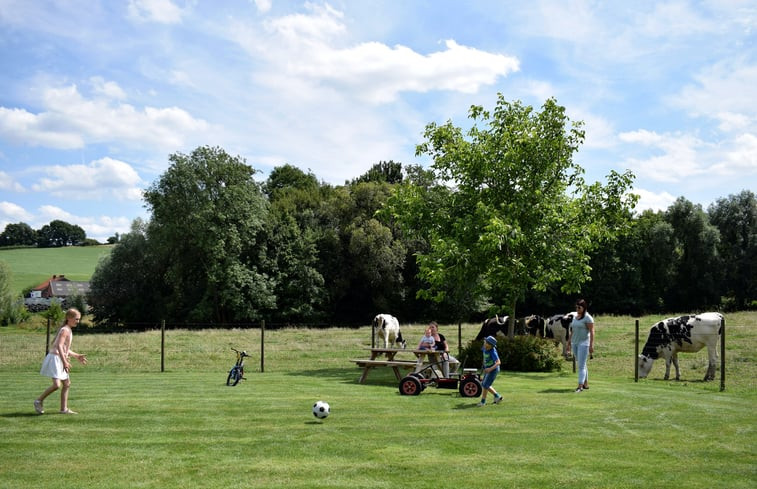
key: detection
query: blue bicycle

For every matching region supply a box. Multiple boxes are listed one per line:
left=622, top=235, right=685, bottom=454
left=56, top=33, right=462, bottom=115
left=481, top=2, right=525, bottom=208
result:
left=226, top=348, right=250, bottom=386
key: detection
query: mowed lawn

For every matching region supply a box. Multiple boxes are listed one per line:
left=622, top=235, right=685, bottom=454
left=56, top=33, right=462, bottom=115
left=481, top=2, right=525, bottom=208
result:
left=1, top=313, right=755, bottom=489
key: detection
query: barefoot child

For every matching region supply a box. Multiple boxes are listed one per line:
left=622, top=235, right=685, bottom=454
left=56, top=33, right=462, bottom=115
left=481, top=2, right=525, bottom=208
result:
left=35, top=308, right=87, bottom=414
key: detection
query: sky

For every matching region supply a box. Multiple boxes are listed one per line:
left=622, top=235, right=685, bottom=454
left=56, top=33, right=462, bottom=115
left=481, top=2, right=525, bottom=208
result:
left=1, top=0, right=755, bottom=242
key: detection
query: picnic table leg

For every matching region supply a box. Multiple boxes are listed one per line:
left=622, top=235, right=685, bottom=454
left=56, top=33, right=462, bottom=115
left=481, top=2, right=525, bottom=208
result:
left=359, top=367, right=371, bottom=384
left=392, top=366, right=402, bottom=380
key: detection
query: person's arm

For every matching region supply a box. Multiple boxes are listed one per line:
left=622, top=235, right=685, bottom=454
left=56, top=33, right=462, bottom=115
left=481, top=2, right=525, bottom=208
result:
left=587, top=322, right=595, bottom=353
left=69, top=350, right=88, bottom=365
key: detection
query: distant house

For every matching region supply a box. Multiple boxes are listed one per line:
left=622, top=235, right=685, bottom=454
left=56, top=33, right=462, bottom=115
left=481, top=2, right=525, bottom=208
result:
left=31, top=274, right=90, bottom=299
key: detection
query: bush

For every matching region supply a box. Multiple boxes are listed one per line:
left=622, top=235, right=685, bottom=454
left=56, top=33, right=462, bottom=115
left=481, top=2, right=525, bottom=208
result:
left=458, top=335, right=562, bottom=372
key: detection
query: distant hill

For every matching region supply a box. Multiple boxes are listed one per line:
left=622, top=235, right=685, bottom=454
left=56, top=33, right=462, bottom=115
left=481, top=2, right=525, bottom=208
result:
left=0, top=245, right=113, bottom=296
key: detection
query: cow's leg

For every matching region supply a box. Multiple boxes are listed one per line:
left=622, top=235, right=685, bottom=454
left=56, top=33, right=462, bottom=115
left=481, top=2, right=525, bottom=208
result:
left=663, top=356, right=672, bottom=380
left=383, top=332, right=389, bottom=348
left=705, top=347, right=718, bottom=381
left=671, top=353, right=681, bottom=381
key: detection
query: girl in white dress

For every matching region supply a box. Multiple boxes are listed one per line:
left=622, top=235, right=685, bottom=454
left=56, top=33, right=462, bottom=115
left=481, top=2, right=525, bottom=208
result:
left=35, top=308, right=88, bottom=414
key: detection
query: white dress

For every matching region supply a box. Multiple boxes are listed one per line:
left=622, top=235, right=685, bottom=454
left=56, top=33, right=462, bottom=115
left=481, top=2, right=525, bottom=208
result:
left=39, top=325, right=71, bottom=380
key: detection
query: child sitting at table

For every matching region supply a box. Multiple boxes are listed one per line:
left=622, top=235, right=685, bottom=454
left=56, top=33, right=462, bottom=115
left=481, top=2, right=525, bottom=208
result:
left=417, top=326, right=435, bottom=350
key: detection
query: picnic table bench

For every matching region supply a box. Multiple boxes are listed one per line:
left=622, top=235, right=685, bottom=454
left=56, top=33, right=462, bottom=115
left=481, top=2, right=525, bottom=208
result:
left=350, top=348, right=460, bottom=384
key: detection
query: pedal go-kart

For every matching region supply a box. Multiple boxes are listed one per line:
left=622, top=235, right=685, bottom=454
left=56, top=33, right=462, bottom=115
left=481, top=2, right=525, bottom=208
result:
left=398, top=360, right=482, bottom=397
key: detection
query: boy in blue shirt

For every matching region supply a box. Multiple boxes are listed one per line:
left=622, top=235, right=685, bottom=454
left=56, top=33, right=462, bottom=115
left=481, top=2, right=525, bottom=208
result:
left=478, top=335, right=503, bottom=406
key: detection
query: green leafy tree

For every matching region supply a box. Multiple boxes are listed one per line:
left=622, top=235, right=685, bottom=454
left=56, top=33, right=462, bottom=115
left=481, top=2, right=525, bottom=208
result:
left=664, top=197, right=722, bottom=310
left=143, top=146, right=274, bottom=323
left=350, top=160, right=404, bottom=185
left=634, top=210, right=677, bottom=312
left=0, top=222, right=37, bottom=246
left=36, top=220, right=86, bottom=247
left=89, top=219, right=165, bottom=324
left=708, top=190, right=757, bottom=310
left=386, top=95, right=636, bottom=333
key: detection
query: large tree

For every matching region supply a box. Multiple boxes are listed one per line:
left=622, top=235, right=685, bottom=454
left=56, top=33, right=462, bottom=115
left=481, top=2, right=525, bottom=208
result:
left=387, top=95, right=636, bottom=334
left=89, top=219, right=165, bottom=324
left=143, top=146, right=274, bottom=323
left=0, top=222, right=37, bottom=246
left=708, top=190, right=757, bottom=310
left=664, top=197, right=722, bottom=311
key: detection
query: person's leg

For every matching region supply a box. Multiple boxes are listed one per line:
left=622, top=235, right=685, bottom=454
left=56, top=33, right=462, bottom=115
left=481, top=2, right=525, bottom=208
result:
left=60, top=378, right=72, bottom=413
left=575, top=344, right=589, bottom=388
left=38, top=378, right=61, bottom=402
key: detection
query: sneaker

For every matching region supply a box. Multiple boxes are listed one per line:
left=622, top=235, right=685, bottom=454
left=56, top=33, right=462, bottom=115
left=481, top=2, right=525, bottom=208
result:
left=493, top=395, right=503, bottom=404
left=34, top=399, right=44, bottom=414
left=476, top=400, right=486, bottom=407
left=574, top=387, right=583, bottom=393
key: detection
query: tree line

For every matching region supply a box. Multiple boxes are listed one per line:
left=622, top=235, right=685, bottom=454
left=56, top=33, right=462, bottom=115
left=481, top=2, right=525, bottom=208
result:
left=4, top=96, right=755, bottom=327
left=0, top=219, right=103, bottom=247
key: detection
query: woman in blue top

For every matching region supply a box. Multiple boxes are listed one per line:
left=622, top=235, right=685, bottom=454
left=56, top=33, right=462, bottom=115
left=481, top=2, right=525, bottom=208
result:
left=567, top=299, right=595, bottom=392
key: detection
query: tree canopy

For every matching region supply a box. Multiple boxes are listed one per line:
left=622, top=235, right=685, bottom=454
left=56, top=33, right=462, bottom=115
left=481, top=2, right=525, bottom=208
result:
left=386, top=95, right=637, bottom=333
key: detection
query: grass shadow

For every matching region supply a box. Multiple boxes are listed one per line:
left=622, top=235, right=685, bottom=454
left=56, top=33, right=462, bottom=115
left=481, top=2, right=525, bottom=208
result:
left=1, top=412, right=41, bottom=418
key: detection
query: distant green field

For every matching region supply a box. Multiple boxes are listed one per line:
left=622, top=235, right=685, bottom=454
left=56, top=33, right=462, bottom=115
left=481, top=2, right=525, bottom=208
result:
left=0, top=246, right=113, bottom=295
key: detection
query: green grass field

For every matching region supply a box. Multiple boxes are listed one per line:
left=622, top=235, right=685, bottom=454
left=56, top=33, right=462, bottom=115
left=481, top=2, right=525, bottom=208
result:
left=0, top=245, right=113, bottom=295
left=1, top=314, right=755, bottom=488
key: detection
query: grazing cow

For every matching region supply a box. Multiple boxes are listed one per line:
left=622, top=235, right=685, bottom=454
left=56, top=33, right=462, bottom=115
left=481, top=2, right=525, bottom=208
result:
left=372, top=314, right=406, bottom=349
left=524, top=315, right=545, bottom=337
left=638, top=312, right=723, bottom=381
left=475, top=315, right=509, bottom=340
left=546, top=313, right=574, bottom=359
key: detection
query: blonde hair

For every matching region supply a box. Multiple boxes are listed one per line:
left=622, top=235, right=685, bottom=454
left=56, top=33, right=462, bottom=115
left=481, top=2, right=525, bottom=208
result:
left=64, top=308, right=81, bottom=323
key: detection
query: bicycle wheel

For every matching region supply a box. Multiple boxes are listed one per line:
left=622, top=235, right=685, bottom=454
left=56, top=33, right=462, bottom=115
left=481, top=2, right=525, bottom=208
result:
left=226, top=367, right=241, bottom=386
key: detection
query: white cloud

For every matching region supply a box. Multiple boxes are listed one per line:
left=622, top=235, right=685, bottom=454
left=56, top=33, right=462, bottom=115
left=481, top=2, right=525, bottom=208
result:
left=0, top=171, right=25, bottom=192
left=229, top=4, right=519, bottom=104
left=0, top=201, right=33, bottom=224
left=633, top=188, right=677, bottom=213
left=31, top=157, right=144, bottom=201
left=252, top=0, right=272, bottom=14
left=127, top=0, right=185, bottom=24
left=0, top=83, right=210, bottom=151
left=673, top=59, right=757, bottom=130
left=619, top=129, right=708, bottom=182
left=90, top=77, right=127, bottom=100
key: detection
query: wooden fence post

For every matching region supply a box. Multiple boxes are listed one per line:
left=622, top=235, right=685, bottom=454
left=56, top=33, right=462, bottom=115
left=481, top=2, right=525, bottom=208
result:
left=45, top=317, right=51, bottom=355
left=634, top=319, right=639, bottom=382
left=260, top=319, right=265, bottom=373
left=161, top=320, right=165, bottom=373
left=720, top=317, right=725, bottom=392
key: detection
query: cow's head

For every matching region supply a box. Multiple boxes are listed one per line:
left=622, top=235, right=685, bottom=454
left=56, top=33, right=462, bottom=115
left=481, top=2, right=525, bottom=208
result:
left=637, top=354, right=655, bottom=378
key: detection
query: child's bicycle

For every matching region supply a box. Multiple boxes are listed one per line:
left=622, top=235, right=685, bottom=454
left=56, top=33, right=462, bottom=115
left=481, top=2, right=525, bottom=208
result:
left=226, top=348, right=251, bottom=386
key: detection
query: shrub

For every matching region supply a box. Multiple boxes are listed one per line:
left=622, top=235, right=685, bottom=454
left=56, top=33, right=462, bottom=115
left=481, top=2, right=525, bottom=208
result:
left=458, top=335, right=562, bottom=372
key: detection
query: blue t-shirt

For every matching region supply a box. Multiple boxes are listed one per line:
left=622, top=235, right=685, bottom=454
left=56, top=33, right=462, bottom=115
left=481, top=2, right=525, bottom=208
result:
left=571, top=312, right=594, bottom=345
left=482, top=346, right=500, bottom=368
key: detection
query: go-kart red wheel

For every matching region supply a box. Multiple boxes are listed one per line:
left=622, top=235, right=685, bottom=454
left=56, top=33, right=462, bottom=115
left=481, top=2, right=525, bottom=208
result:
left=459, top=377, right=482, bottom=397
left=399, top=375, right=422, bottom=395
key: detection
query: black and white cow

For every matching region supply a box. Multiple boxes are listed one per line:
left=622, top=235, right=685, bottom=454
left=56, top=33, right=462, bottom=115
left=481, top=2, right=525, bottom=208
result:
left=638, top=312, right=724, bottom=381
left=524, top=315, right=545, bottom=337
left=475, top=315, right=509, bottom=340
left=372, top=314, right=407, bottom=348
left=545, top=313, right=574, bottom=359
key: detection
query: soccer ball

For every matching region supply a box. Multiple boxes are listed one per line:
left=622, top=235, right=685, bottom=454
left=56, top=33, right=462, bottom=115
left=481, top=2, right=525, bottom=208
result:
left=312, top=400, right=330, bottom=419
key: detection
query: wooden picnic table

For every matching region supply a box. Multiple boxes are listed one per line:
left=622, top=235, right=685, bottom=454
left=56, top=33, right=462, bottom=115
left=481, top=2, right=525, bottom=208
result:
left=350, top=348, right=459, bottom=384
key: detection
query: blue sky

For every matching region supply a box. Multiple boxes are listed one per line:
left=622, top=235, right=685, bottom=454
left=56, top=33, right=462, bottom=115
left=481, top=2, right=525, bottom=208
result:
left=1, top=0, right=755, bottom=242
